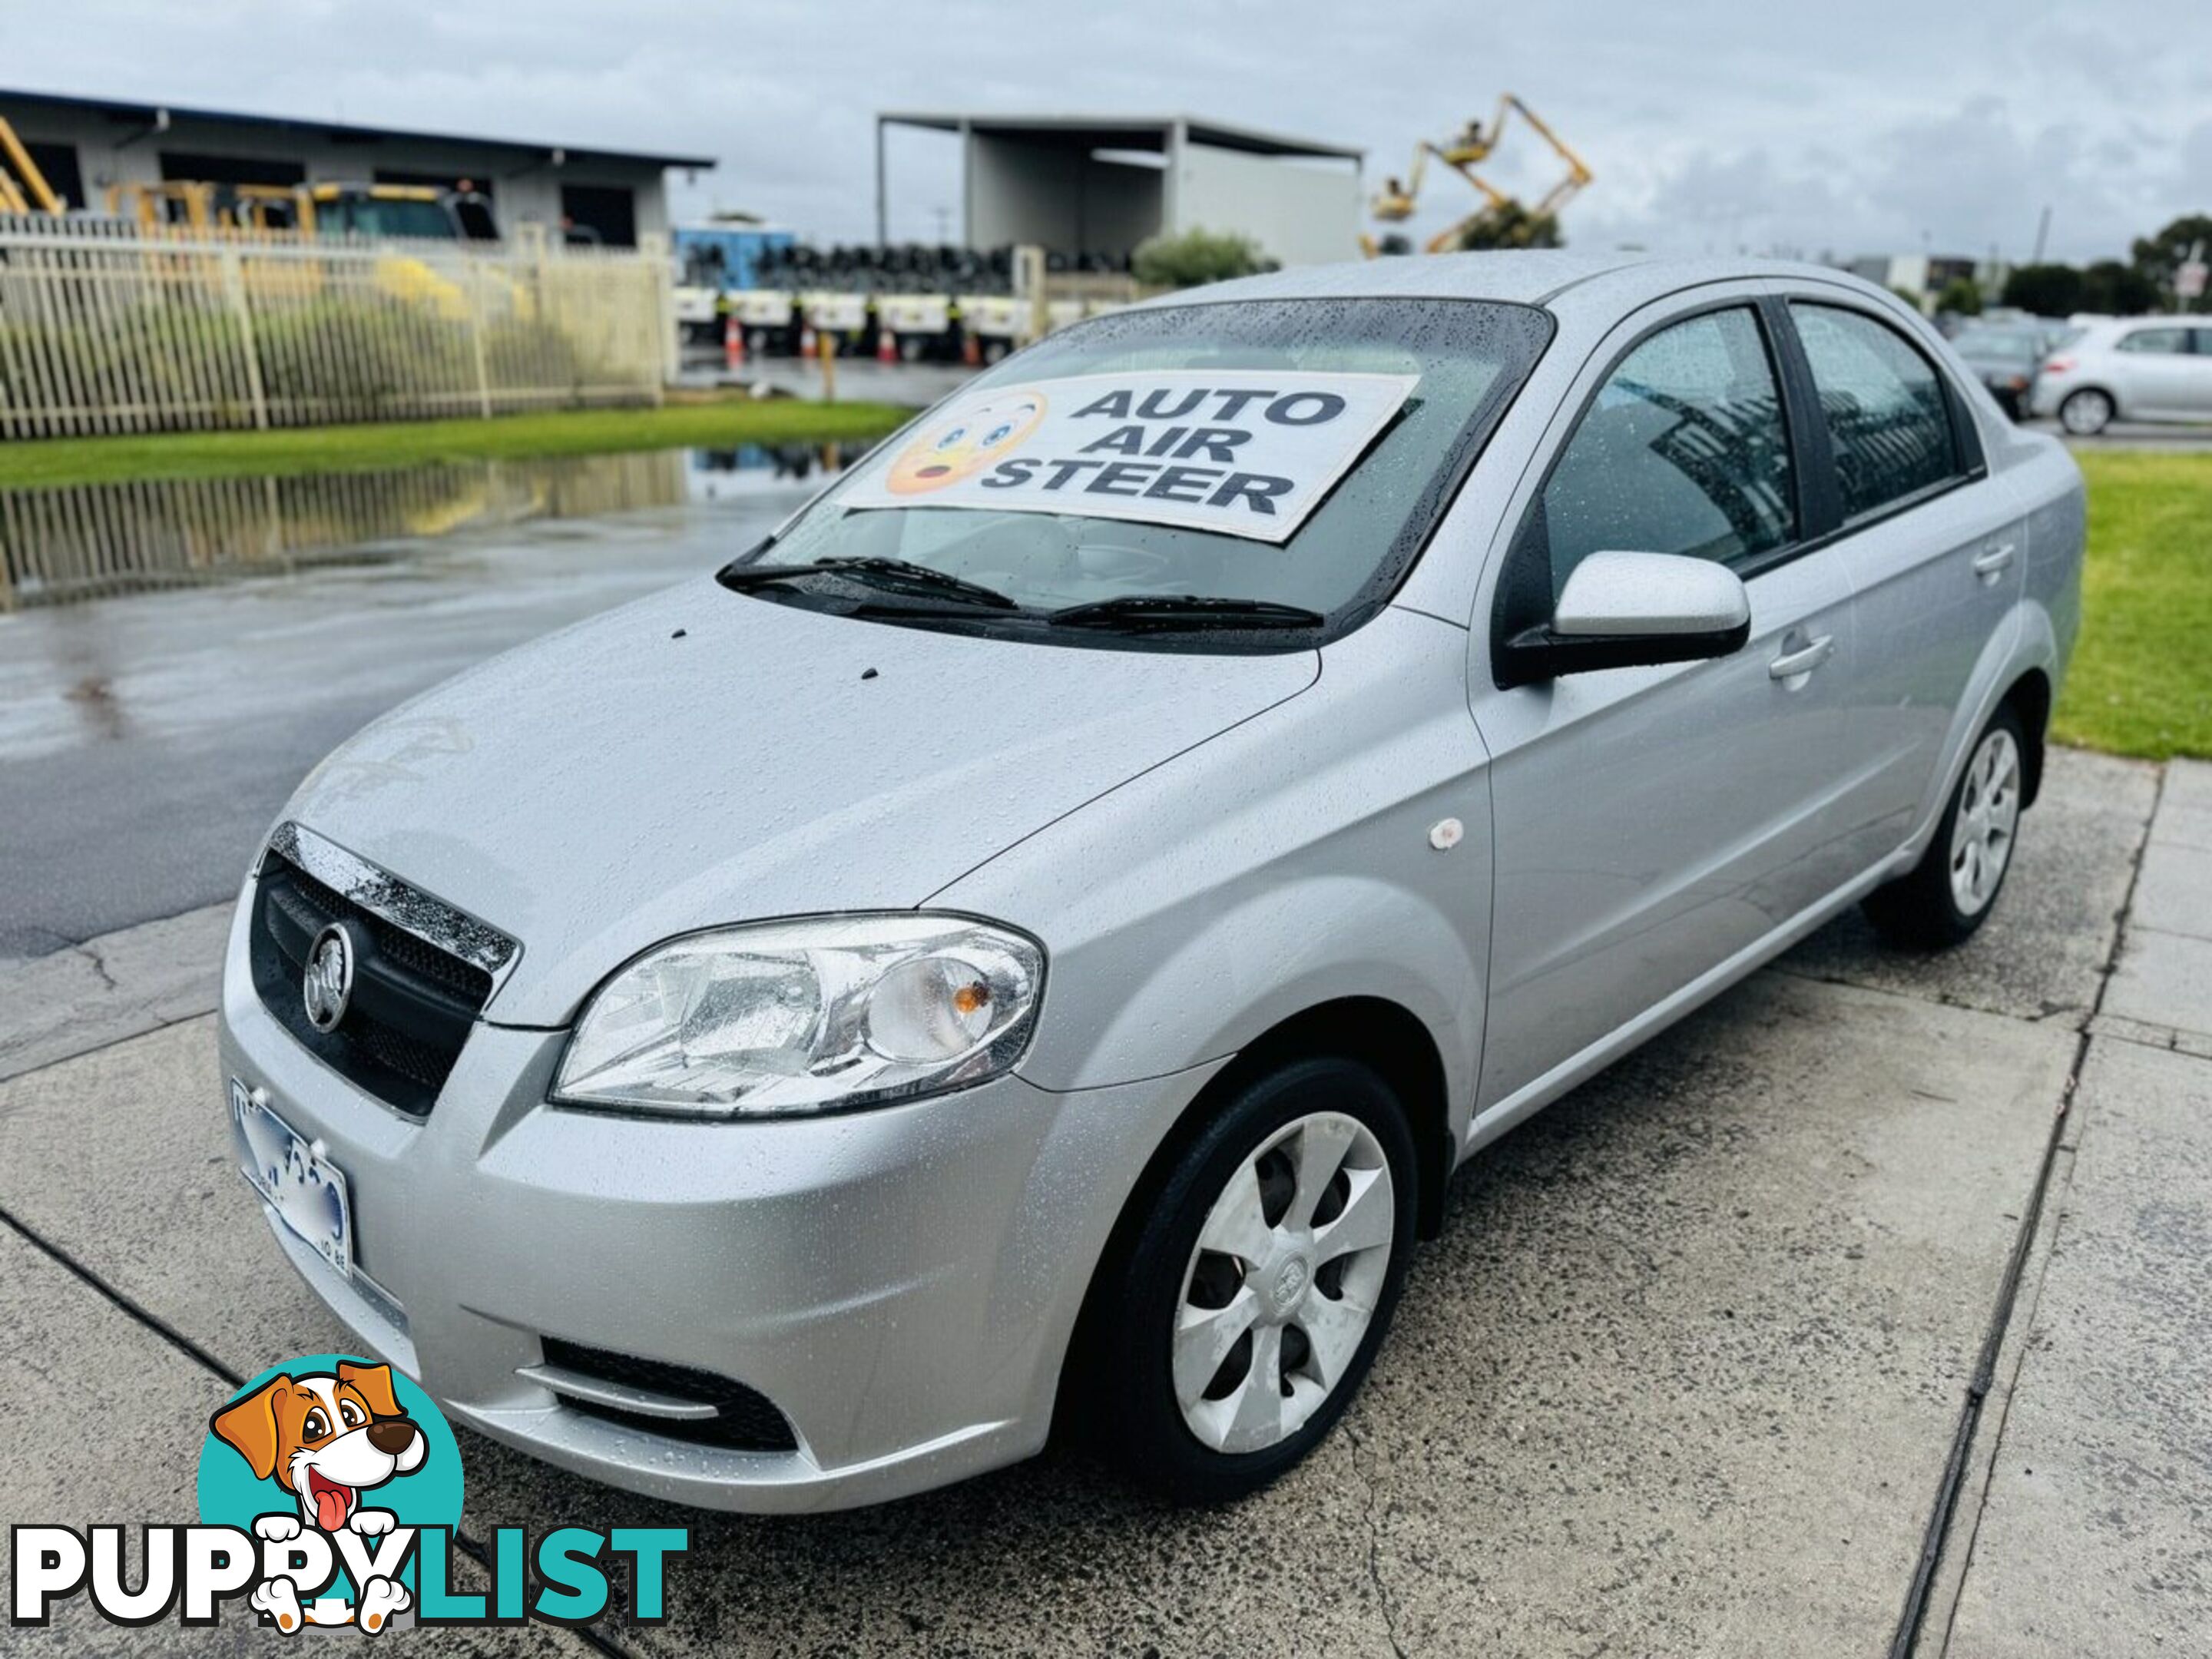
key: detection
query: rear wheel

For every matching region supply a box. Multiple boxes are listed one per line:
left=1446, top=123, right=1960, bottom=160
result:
left=1090, top=1056, right=1416, bottom=1504
left=1863, top=705, right=2026, bottom=949
left=2058, top=388, right=2114, bottom=435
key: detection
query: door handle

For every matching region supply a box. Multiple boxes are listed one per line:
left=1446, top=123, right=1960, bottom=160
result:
left=1972, top=543, right=2016, bottom=579
left=1769, top=634, right=1834, bottom=680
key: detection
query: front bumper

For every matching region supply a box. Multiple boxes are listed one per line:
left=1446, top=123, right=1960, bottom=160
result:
left=217, top=895, right=1218, bottom=1512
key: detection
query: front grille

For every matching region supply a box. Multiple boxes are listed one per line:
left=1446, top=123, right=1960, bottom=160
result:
left=249, top=832, right=505, bottom=1117
left=539, top=1337, right=799, bottom=1453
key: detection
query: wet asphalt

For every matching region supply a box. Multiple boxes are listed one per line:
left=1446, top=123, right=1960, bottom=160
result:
left=0, top=495, right=798, bottom=960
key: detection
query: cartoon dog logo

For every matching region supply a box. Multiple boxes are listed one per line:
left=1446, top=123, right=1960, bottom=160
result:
left=884, top=390, right=1048, bottom=494
left=210, top=1360, right=425, bottom=1633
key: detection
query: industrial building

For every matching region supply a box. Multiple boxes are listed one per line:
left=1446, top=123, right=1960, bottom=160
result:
left=1846, top=252, right=1987, bottom=302
left=876, top=112, right=1364, bottom=268
left=0, top=87, right=712, bottom=246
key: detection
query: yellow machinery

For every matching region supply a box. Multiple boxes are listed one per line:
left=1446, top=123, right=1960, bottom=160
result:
left=104, top=179, right=475, bottom=240
left=0, top=115, right=65, bottom=214
left=98, top=180, right=511, bottom=319
left=1365, top=95, right=1593, bottom=255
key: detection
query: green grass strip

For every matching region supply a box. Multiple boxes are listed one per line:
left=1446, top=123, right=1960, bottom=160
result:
left=2057, top=451, right=2212, bottom=761
left=0, top=398, right=912, bottom=489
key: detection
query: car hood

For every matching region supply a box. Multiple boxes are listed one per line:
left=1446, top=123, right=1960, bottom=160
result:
left=281, top=579, right=1319, bottom=1025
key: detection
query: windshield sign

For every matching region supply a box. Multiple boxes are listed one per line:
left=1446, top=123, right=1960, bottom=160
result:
left=839, top=370, right=1419, bottom=545
left=735, top=297, right=1553, bottom=649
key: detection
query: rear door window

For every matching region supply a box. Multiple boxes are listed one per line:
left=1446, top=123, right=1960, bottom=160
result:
left=2117, top=327, right=2189, bottom=355
left=1789, top=304, right=1962, bottom=522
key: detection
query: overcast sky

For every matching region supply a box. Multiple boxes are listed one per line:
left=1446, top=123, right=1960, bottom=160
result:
left=8, top=0, right=2207, bottom=263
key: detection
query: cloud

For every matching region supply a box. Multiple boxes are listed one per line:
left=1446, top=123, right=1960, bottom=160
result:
left=4, top=0, right=2206, bottom=260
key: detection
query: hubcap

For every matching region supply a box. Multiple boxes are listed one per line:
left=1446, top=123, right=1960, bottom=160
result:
left=1949, top=728, right=2021, bottom=916
left=2062, top=392, right=2111, bottom=435
left=1174, top=1111, right=1395, bottom=1454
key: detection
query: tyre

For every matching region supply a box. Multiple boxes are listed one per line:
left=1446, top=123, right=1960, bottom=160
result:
left=2058, top=388, right=2114, bottom=435
left=1088, top=1055, right=1418, bottom=1505
left=1863, top=705, right=2027, bottom=949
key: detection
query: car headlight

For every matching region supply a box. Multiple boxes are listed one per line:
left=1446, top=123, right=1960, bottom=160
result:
left=551, top=914, right=1044, bottom=1118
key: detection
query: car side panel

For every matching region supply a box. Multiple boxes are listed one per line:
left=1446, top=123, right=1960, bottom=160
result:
left=2120, top=340, right=2204, bottom=419
left=2017, top=438, right=2086, bottom=687
left=1472, top=548, right=1863, bottom=1111
left=1459, top=280, right=1884, bottom=1116
left=1828, top=472, right=2028, bottom=856
left=2183, top=338, right=2212, bottom=419
left=1890, top=429, right=2082, bottom=848
left=933, top=606, right=1493, bottom=1133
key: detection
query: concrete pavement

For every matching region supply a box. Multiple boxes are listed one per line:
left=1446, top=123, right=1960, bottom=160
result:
left=2025, top=416, right=2212, bottom=452
left=1936, top=759, right=2212, bottom=1657
left=5, top=752, right=2207, bottom=1654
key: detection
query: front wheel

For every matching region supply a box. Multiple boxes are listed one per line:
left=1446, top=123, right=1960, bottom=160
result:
left=1090, top=1056, right=1417, bottom=1504
left=2059, top=388, right=2114, bottom=435
left=1863, top=706, right=2026, bottom=949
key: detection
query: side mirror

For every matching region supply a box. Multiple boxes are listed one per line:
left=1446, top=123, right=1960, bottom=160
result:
left=1497, top=551, right=1752, bottom=686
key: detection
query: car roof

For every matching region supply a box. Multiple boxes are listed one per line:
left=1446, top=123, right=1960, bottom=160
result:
left=2077, top=315, right=2195, bottom=338
left=1130, top=252, right=1899, bottom=319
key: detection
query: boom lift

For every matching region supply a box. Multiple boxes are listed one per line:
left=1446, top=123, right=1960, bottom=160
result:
left=0, top=115, right=65, bottom=214
left=1364, top=94, right=1593, bottom=255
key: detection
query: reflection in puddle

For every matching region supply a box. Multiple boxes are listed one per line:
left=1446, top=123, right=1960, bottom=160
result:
left=0, top=439, right=866, bottom=612
left=687, top=439, right=868, bottom=503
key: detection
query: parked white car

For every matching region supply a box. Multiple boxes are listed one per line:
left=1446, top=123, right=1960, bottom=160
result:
left=2029, top=317, right=2212, bottom=433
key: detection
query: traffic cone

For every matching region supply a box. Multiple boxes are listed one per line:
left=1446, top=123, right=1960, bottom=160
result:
left=723, top=314, right=744, bottom=373
left=799, top=325, right=817, bottom=359
left=961, top=329, right=982, bottom=368
left=877, top=323, right=898, bottom=365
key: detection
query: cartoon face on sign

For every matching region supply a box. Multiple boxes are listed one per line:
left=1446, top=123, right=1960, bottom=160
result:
left=885, top=392, right=1048, bottom=494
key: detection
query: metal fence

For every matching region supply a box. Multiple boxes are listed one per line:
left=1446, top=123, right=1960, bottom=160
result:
left=0, top=217, right=672, bottom=439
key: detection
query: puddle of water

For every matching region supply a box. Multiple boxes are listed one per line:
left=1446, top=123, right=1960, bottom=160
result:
left=0, top=439, right=868, bottom=613
left=688, top=439, right=872, bottom=502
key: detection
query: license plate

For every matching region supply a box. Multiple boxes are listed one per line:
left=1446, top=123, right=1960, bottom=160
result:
left=233, top=1078, right=353, bottom=1279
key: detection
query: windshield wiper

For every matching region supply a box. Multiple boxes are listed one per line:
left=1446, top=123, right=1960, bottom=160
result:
left=1045, top=594, right=1327, bottom=632
left=719, top=556, right=1018, bottom=610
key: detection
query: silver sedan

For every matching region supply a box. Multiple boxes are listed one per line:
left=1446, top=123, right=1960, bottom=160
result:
left=219, top=252, right=2083, bottom=1511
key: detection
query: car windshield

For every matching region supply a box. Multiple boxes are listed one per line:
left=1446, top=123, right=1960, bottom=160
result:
left=730, top=297, right=1553, bottom=648
left=323, top=197, right=455, bottom=239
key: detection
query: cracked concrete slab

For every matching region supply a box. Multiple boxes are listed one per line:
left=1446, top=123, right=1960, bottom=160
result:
left=1939, top=1038, right=2212, bottom=1658
left=1782, top=747, right=2157, bottom=1025
left=0, top=902, right=230, bottom=1081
